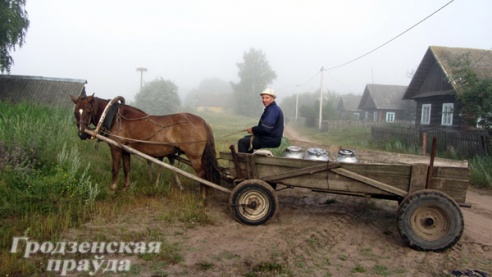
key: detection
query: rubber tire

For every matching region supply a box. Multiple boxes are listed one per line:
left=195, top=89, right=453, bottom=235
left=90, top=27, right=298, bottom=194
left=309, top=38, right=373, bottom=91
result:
left=229, top=179, right=279, bottom=226
left=397, top=189, right=464, bottom=251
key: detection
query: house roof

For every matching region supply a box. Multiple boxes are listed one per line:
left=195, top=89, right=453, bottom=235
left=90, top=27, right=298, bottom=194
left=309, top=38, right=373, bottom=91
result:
left=358, top=84, right=411, bottom=110
left=403, top=46, right=492, bottom=99
left=337, top=94, right=362, bottom=112
left=0, top=75, right=87, bottom=108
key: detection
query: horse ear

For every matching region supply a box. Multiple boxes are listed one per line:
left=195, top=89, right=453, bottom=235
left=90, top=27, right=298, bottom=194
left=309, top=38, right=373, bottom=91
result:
left=70, top=95, right=78, bottom=104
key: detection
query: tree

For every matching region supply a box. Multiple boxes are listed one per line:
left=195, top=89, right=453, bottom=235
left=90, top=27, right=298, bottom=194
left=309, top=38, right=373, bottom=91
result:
left=281, top=90, right=340, bottom=127
left=0, top=0, right=30, bottom=73
left=231, top=48, right=277, bottom=117
left=457, top=72, right=492, bottom=130
left=134, top=77, right=181, bottom=115
left=183, top=77, right=232, bottom=110
left=449, top=54, right=492, bottom=130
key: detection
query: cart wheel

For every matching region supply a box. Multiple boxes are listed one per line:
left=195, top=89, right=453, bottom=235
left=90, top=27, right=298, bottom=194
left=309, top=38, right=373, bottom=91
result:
left=397, top=190, right=464, bottom=251
left=229, top=179, right=279, bottom=225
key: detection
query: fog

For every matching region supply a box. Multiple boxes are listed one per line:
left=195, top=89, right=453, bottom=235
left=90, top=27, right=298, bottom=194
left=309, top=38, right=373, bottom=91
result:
left=9, top=0, right=491, bottom=102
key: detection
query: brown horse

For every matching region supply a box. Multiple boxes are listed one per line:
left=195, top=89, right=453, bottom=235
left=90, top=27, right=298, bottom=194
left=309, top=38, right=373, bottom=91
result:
left=70, top=94, right=220, bottom=198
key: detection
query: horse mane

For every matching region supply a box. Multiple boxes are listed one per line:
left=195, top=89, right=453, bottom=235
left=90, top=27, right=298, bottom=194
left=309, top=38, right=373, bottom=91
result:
left=94, top=96, right=148, bottom=116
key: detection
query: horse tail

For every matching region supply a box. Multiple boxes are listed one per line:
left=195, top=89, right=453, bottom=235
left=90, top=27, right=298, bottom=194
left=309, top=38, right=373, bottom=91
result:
left=201, top=121, right=221, bottom=185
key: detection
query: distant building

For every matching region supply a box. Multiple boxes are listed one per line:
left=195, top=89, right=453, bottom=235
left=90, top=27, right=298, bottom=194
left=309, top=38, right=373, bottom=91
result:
left=358, top=84, right=415, bottom=123
left=0, top=75, right=87, bottom=108
left=196, top=91, right=232, bottom=113
left=337, top=94, right=362, bottom=120
left=403, top=46, right=492, bottom=130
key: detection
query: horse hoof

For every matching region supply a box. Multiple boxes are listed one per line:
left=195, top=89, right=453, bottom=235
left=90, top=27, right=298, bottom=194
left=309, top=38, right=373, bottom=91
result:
left=110, top=185, right=117, bottom=191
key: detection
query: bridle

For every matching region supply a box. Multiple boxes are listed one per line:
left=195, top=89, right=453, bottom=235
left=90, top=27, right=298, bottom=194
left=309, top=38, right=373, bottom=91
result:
left=76, top=102, right=97, bottom=132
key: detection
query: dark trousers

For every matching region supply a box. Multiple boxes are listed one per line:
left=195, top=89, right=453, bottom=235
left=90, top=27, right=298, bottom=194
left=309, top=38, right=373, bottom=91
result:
left=237, top=135, right=262, bottom=153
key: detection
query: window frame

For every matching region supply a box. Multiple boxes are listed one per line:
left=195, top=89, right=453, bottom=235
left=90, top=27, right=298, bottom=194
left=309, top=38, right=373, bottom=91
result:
left=421, top=104, right=431, bottom=125
left=441, top=103, right=454, bottom=126
left=386, top=112, right=395, bottom=123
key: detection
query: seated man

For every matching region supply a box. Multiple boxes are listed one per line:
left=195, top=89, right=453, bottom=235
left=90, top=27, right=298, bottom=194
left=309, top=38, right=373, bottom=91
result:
left=237, top=88, right=284, bottom=153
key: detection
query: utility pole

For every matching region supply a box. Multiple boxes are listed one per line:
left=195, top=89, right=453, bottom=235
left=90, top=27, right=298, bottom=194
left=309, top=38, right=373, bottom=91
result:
left=318, top=67, right=324, bottom=130
left=136, top=67, right=147, bottom=92
left=295, top=85, right=299, bottom=122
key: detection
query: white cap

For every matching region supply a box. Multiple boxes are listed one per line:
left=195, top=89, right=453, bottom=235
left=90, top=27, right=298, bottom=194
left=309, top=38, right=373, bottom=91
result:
left=260, top=88, right=276, bottom=98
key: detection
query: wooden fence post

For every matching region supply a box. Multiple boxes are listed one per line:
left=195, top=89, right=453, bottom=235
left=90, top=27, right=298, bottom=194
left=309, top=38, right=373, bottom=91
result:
left=423, top=132, right=427, bottom=156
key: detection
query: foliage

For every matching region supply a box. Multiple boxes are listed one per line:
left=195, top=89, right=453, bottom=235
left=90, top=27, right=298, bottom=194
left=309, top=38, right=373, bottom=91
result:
left=284, top=90, right=340, bottom=127
left=449, top=53, right=492, bottom=130
left=0, top=0, right=29, bottom=73
left=231, top=48, right=277, bottom=117
left=134, top=77, right=181, bottom=115
left=184, top=77, right=232, bottom=110
left=469, top=155, right=492, bottom=188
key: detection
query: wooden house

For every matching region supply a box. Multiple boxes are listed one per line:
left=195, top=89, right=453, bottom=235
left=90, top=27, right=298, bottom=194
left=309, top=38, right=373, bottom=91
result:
left=0, top=75, right=87, bottom=108
left=402, top=46, right=492, bottom=130
left=337, top=94, right=362, bottom=120
left=358, top=84, right=415, bottom=123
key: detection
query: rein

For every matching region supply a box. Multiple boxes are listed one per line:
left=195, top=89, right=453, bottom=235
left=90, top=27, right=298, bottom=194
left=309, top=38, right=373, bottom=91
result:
left=106, top=133, right=207, bottom=146
left=218, top=129, right=248, bottom=138
left=93, top=96, right=208, bottom=146
left=92, top=96, right=246, bottom=146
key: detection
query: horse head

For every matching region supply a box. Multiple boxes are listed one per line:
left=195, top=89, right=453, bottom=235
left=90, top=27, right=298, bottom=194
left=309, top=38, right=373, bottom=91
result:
left=70, top=93, right=97, bottom=140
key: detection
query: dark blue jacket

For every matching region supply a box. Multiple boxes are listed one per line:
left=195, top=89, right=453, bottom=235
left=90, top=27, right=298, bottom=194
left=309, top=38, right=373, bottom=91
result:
left=252, top=101, right=284, bottom=147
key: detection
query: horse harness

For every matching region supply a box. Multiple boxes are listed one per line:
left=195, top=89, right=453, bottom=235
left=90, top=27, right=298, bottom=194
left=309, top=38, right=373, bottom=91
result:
left=91, top=97, right=208, bottom=147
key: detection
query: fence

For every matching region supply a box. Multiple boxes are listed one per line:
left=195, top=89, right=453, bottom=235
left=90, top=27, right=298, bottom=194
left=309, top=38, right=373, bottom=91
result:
left=371, top=126, right=490, bottom=157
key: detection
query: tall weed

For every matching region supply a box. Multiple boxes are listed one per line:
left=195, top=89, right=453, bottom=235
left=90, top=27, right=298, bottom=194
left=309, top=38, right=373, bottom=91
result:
left=469, top=155, right=492, bottom=188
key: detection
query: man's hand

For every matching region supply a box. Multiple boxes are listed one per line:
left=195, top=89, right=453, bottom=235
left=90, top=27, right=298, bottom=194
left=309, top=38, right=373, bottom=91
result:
left=247, top=127, right=253, bottom=134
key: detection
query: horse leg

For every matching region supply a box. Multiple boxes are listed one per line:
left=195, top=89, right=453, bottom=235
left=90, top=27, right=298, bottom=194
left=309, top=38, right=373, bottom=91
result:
left=122, top=151, right=131, bottom=190
left=167, top=156, right=184, bottom=190
left=147, top=160, right=154, bottom=181
left=188, top=156, right=208, bottom=205
left=110, top=147, right=122, bottom=190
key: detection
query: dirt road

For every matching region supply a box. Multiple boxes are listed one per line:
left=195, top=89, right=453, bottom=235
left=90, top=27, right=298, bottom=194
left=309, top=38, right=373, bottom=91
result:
left=66, top=127, right=492, bottom=276
left=163, top=127, right=492, bottom=276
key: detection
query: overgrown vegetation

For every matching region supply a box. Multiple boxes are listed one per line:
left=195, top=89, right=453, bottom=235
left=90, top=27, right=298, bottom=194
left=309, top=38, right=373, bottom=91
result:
left=0, top=101, right=204, bottom=275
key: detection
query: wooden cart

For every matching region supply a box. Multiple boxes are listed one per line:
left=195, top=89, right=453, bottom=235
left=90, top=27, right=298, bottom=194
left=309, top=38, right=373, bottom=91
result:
left=85, top=129, right=470, bottom=251
left=220, top=145, right=470, bottom=251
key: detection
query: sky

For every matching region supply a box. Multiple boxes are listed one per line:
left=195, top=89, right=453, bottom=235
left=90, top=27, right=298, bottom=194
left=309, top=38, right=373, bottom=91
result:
left=9, top=0, right=492, bottom=102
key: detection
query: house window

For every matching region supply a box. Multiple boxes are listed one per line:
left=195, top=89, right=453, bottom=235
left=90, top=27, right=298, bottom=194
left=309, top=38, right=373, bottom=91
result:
left=386, top=112, right=395, bottom=123
left=421, top=104, right=431, bottom=124
left=373, top=111, right=378, bottom=122
left=365, top=111, right=369, bottom=120
left=354, top=113, right=360, bottom=120
left=441, top=103, right=454, bottom=126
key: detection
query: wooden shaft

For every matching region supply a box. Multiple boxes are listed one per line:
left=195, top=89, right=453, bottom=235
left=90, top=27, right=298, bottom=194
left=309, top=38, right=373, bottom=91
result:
left=84, top=129, right=231, bottom=194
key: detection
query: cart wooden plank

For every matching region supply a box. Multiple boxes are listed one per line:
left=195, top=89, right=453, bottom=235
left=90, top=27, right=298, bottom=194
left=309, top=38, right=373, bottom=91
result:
left=330, top=168, right=408, bottom=197
left=220, top=151, right=470, bottom=204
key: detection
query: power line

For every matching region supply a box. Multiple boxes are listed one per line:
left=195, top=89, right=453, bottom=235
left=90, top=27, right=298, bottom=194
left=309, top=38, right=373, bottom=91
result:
left=297, top=70, right=321, bottom=87
left=288, top=0, right=455, bottom=94
left=325, top=0, right=455, bottom=71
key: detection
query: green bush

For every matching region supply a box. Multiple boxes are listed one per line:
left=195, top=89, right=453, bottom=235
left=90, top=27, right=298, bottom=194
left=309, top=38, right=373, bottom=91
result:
left=469, top=155, right=492, bottom=188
